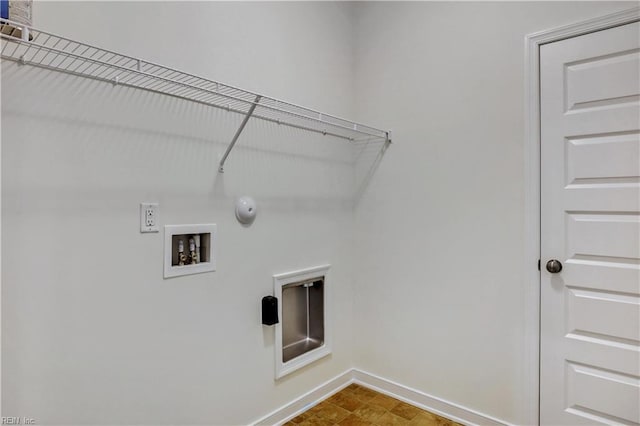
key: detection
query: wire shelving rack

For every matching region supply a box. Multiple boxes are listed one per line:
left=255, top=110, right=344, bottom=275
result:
left=0, top=19, right=391, bottom=172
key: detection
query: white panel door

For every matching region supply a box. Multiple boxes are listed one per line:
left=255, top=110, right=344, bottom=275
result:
left=540, top=22, right=640, bottom=425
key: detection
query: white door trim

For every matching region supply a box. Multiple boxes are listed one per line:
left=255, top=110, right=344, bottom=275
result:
left=523, top=7, right=640, bottom=426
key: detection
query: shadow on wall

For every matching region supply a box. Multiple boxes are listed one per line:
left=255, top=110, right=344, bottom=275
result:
left=2, top=62, right=389, bottom=211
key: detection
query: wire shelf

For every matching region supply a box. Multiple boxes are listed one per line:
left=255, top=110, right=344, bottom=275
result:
left=0, top=18, right=390, bottom=161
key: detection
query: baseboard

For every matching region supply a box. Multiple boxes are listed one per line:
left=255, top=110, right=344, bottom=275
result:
left=353, top=370, right=512, bottom=426
left=252, top=368, right=512, bottom=426
left=251, top=369, right=354, bottom=426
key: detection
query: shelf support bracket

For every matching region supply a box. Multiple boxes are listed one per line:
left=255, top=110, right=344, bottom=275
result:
left=218, top=95, right=262, bottom=173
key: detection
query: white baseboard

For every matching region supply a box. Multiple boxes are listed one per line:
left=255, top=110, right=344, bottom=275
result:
left=353, top=369, right=512, bottom=426
left=251, top=369, right=353, bottom=426
left=252, top=368, right=512, bottom=426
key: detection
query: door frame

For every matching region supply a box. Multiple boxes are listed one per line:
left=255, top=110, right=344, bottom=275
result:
left=523, top=7, right=640, bottom=426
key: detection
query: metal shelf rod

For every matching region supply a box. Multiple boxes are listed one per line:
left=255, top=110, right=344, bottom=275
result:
left=218, top=95, right=262, bottom=173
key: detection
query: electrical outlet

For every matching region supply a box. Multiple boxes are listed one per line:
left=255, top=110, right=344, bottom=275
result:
left=140, top=203, right=159, bottom=233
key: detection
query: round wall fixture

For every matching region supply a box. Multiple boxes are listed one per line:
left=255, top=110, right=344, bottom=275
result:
left=235, top=196, right=257, bottom=226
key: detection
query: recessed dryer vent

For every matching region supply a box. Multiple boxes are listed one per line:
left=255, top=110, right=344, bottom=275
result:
left=273, top=265, right=331, bottom=379
left=282, top=279, right=324, bottom=363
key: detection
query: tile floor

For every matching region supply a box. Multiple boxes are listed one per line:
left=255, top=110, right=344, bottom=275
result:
left=284, top=384, right=462, bottom=426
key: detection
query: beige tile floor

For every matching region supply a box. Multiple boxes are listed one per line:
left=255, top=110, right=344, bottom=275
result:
left=284, top=384, right=462, bottom=426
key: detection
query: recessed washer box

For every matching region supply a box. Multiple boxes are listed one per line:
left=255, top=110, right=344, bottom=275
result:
left=164, top=224, right=216, bottom=278
left=273, top=265, right=331, bottom=379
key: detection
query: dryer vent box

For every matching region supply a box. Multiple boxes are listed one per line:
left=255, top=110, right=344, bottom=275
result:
left=273, top=265, right=331, bottom=379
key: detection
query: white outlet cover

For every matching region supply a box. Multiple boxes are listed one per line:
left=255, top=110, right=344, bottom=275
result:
left=140, top=203, right=159, bottom=233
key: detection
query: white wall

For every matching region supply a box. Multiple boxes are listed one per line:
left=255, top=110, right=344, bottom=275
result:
left=2, top=2, right=357, bottom=424
left=4, top=2, right=638, bottom=426
left=352, top=2, right=635, bottom=425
